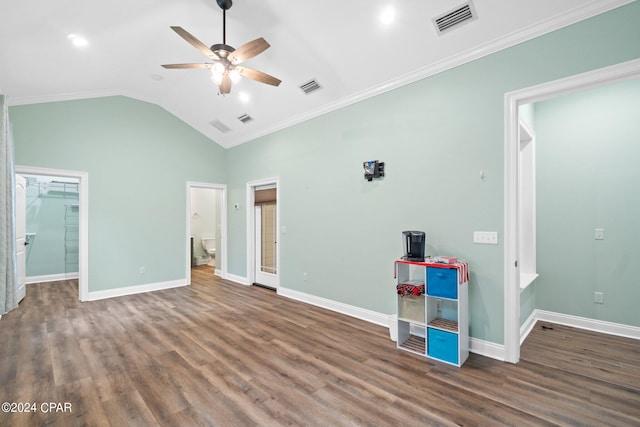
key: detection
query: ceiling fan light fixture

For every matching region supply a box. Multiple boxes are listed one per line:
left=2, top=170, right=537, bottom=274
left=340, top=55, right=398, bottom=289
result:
left=228, top=68, right=241, bottom=83
left=211, top=62, right=225, bottom=74
left=211, top=72, right=223, bottom=85
left=162, top=0, right=280, bottom=95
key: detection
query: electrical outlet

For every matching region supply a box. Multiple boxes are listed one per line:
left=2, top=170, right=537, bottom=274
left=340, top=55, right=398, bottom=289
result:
left=595, top=229, right=605, bottom=240
left=474, top=231, right=498, bottom=245
left=594, top=292, right=604, bottom=304
left=139, top=266, right=146, bottom=274
left=303, top=272, right=308, bottom=281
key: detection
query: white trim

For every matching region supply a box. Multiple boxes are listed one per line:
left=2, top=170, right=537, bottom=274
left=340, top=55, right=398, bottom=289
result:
left=7, top=90, right=122, bottom=107
left=223, top=0, right=632, bottom=148
left=520, top=309, right=539, bottom=345
left=279, top=286, right=505, bottom=361
left=225, top=273, right=250, bottom=286
left=6, top=1, right=631, bottom=149
left=503, top=91, right=521, bottom=363
left=503, top=58, right=640, bottom=363
left=469, top=338, right=505, bottom=362
left=524, top=309, right=640, bottom=341
left=186, top=182, right=227, bottom=283
left=85, top=279, right=186, bottom=302
left=26, top=273, right=79, bottom=284
left=16, top=165, right=89, bottom=301
left=246, top=177, right=280, bottom=289
left=278, top=286, right=395, bottom=327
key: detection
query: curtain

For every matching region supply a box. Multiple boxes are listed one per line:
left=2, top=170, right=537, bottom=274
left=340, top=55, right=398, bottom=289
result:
left=0, top=94, right=18, bottom=315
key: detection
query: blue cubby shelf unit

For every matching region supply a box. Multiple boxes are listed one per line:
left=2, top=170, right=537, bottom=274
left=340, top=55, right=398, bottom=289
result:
left=395, top=259, right=469, bottom=367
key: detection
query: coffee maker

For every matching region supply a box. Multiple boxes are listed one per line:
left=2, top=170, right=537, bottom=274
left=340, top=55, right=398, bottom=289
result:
left=402, top=231, right=426, bottom=262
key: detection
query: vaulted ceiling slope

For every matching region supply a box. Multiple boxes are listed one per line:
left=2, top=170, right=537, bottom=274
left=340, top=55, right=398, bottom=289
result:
left=0, top=0, right=632, bottom=148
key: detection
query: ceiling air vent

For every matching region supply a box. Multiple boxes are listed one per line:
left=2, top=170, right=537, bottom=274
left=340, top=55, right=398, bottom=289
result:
left=238, top=114, right=253, bottom=124
left=299, top=79, right=322, bottom=95
left=433, top=2, right=477, bottom=35
left=209, top=119, right=231, bottom=133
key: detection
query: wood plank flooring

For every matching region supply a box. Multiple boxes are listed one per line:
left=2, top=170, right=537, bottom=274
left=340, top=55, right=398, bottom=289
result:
left=1, top=266, right=639, bottom=426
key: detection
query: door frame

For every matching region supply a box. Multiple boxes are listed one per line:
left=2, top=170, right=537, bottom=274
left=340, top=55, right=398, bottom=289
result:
left=15, top=165, right=89, bottom=301
left=186, top=181, right=227, bottom=283
left=503, top=58, right=640, bottom=363
left=246, top=177, right=280, bottom=290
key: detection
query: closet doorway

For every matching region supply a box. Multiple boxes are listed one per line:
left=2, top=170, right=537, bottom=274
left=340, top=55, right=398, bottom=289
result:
left=503, top=58, right=640, bottom=363
left=15, top=166, right=88, bottom=301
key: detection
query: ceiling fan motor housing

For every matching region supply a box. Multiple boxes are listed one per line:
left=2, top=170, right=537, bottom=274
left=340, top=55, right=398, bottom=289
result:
left=216, top=0, right=232, bottom=10
left=210, top=43, right=235, bottom=57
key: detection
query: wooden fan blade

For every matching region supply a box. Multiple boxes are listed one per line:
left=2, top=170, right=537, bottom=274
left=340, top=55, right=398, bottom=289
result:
left=170, top=26, right=219, bottom=60
left=228, top=38, right=270, bottom=64
left=161, top=63, right=211, bottom=69
left=236, top=66, right=281, bottom=86
left=219, top=74, right=232, bottom=94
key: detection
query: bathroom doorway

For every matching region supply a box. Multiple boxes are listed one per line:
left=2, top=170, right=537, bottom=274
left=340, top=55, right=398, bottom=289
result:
left=186, top=182, right=226, bottom=283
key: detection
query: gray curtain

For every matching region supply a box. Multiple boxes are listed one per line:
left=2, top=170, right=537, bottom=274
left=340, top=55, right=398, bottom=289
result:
left=0, top=94, right=18, bottom=315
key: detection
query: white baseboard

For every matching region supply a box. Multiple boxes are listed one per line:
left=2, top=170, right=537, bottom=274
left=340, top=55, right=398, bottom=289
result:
left=278, top=286, right=504, bottom=361
left=531, top=309, right=640, bottom=340
left=520, top=310, right=539, bottom=344
left=26, top=272, right=79, bottom=284
left=278, top=287, right=390, bottom=327
left=470, top=338, right=505, bottom=361
left=224, top=273, right=250, bottom=286
left=85, top=279, right=187, bottom=301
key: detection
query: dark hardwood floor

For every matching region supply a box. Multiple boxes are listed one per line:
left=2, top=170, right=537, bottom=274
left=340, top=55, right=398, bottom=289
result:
left=1, top=266, right=639, bottom=426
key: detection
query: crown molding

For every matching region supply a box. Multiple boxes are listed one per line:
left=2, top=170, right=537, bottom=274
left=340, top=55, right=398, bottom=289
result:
left=226, top=0, right=635, bottom=148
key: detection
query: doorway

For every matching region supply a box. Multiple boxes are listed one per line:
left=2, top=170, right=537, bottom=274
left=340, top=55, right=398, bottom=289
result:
left=186, top=182, right=227, bottom=283
left=503, top=58, right=640, bottom=363
left=247, top=178, right=279, bottom=290
left=15, top=166, right=88, bottom=301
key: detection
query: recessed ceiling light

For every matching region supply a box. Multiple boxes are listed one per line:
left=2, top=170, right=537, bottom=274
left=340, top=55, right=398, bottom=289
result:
left=380, top=5, right=395, bottom=25
left=67, top=34, right=89, bottom=47
left=238, top=91, right=250, bottom=103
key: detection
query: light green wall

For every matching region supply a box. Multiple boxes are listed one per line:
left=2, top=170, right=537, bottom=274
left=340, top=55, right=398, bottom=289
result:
left=226, top=3, right=640, bottom=344
left=10, top=96, right=226, bottom=292
left=7, top=3, right=640, bottom=344
left=535, top=78, right=640, bottom=327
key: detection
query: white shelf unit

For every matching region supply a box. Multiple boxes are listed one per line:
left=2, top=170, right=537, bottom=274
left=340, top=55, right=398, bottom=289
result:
left=64, top=204, right=79, bottom=274
left=396, top=260, right=469, bottom=367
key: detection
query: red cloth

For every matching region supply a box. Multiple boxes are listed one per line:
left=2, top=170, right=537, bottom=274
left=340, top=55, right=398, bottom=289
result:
left=396, top=282, right=425, bottom=297
left=394, top=259, right=469, bottom=284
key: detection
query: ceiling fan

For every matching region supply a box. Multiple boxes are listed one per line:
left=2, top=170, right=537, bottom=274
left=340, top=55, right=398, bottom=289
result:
left=162, top=0, right=281, bottom=95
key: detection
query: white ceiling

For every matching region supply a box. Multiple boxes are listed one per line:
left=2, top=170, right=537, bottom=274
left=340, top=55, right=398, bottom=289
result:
left=0, top=0, right=631, bottom=148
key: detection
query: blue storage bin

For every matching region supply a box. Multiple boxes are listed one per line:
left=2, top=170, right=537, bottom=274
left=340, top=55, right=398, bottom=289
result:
left=428, top=328, right=458, bottom=365
left=427, top=267, right=458, bottom=299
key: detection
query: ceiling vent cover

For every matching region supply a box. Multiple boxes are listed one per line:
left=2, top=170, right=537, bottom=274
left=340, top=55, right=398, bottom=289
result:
left=299, top=79, right=322, bottom=95
left=238, top=114, right=253, bottom=124
left=433, top=2, right=477, bottom=34
left=210, top=119, right=231, bottom=133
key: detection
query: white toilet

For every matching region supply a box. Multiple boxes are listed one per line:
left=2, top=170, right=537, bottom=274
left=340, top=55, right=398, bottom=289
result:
left=200, top=237, right=216, bottom=266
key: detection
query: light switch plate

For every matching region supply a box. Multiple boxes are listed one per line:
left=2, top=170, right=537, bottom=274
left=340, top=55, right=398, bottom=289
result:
left=474, top=231, right=498, bottom=244
left=595, top=229, right=605, bottom=240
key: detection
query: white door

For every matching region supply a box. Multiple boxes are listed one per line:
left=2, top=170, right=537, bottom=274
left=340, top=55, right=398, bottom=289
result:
left=254, top=202, right=278, bottom=288
left=15, top=175, right=26, bottom=303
